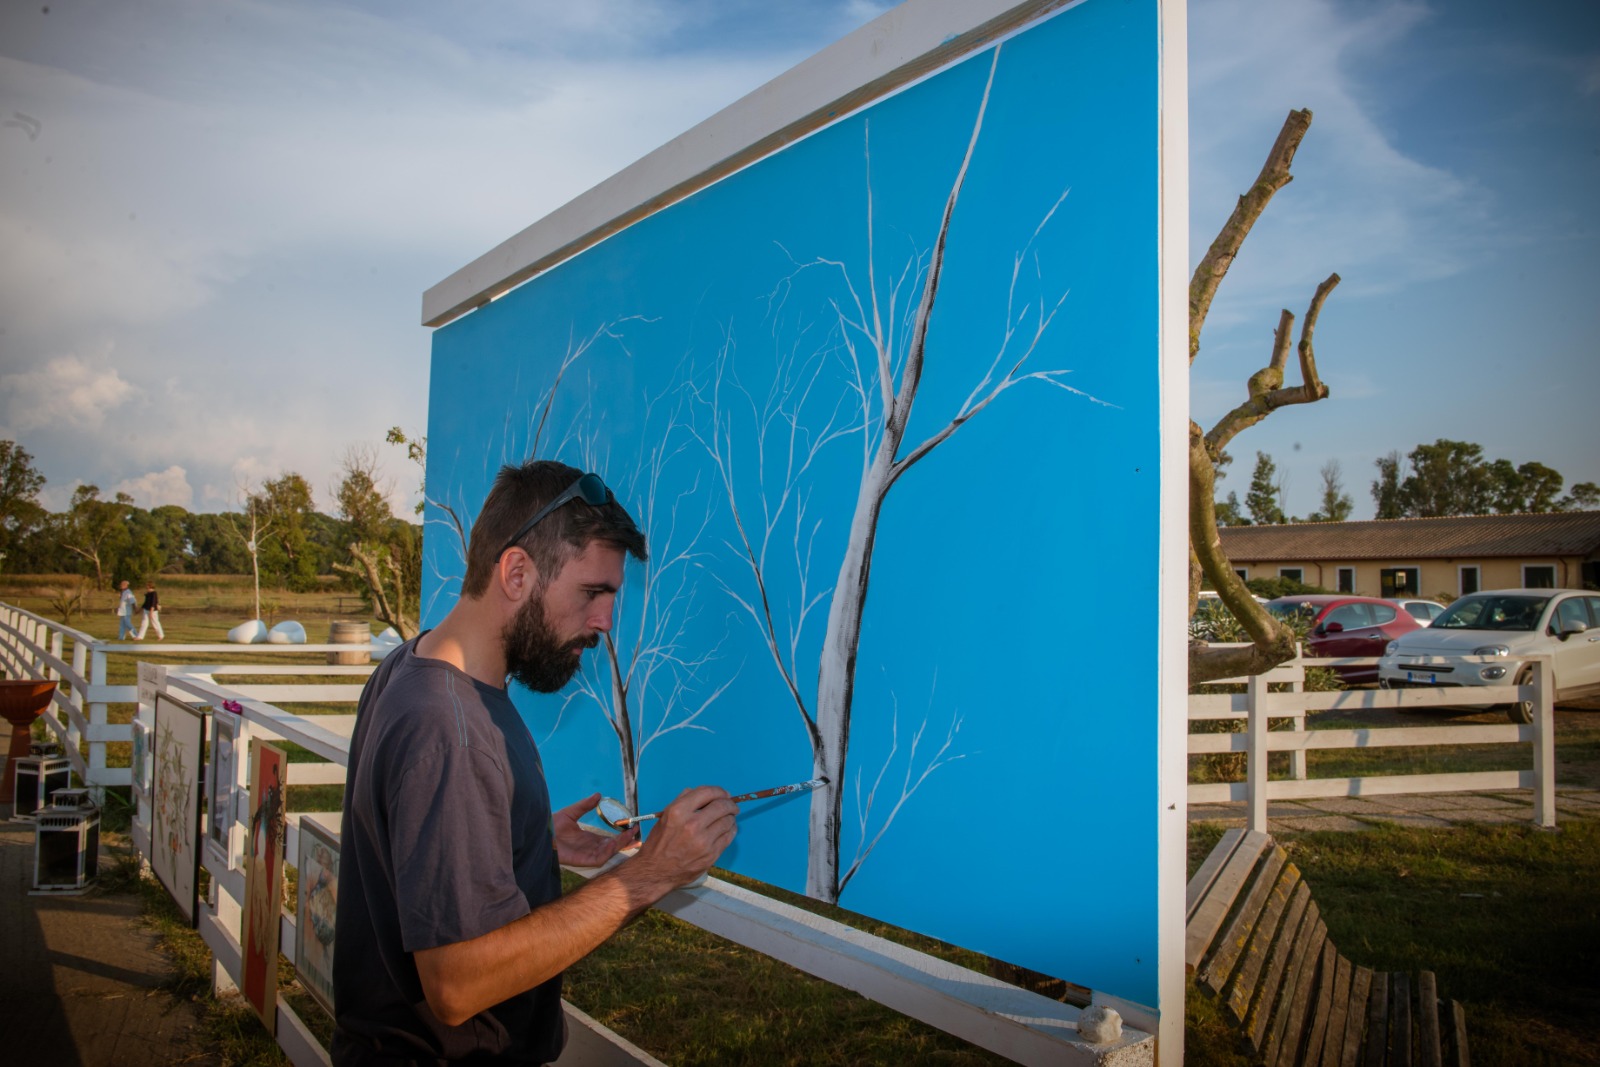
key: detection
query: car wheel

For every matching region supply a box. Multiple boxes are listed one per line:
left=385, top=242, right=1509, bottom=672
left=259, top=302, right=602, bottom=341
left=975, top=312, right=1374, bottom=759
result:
left=1504, top=667, right=1535, bottom=724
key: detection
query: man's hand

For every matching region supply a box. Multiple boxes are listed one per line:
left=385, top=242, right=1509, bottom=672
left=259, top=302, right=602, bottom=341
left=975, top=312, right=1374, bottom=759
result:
left=627, top=785, right=738, bottom=894
left=553, top=793, right=639, bottom=868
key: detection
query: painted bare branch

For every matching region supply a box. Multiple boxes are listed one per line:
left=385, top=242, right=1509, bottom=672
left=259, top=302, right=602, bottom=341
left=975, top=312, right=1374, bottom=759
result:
left=567, top=377, right=726, bottom=810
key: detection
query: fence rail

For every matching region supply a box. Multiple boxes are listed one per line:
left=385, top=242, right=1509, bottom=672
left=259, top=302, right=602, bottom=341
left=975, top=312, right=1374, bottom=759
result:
left=1188, top=647, right=1558, bottom=832
left=0, top=600, right=385, bottom=792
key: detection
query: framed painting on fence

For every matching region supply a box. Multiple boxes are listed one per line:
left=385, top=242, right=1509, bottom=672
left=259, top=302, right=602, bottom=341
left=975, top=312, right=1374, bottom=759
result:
left=243, top=739, right=286, bottom=1033
left=207, top=709, right=239, bottom=858
left=150, top=692, right=206, bottom=926
left=130, top=716, right=150, bottom=797
left=294, top=815, right=339, bottom=1017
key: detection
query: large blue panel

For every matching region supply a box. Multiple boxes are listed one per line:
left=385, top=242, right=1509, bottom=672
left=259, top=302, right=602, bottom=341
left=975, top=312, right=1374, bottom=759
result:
left=426, top=0, right=1162, bottom=1004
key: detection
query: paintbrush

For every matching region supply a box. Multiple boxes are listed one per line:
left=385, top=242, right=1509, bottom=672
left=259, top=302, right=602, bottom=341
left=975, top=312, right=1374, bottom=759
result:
left=599, top=777, right=828, bottom=829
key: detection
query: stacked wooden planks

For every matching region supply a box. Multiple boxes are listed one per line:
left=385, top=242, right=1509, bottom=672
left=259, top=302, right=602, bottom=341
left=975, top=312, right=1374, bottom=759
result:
left=1185, top=829, right=1469, bottom=1067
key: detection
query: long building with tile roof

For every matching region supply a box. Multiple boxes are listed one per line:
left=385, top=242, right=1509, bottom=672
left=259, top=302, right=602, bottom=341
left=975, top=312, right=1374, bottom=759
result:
left=1217, top=511, right=1600, bottom=600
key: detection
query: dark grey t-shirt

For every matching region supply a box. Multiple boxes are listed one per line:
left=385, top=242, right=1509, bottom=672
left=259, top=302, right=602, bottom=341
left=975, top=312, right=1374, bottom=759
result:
left=332, top=637, right=564, bottom=1065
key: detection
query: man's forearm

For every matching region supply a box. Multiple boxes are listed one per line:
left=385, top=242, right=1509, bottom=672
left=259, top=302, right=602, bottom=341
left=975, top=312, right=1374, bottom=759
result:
left=414, top=858, right=676, bottom=1026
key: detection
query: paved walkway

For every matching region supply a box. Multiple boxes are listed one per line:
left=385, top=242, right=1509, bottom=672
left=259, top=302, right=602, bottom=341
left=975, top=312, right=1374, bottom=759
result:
left=1189, top=786, right=1600, bottom=833
left=0, top=816, right=216, bottom=1066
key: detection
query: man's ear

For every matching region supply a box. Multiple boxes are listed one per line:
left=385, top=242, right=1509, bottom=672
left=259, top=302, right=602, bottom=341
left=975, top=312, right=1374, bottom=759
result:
left=496, top=548, right=540, bottom=604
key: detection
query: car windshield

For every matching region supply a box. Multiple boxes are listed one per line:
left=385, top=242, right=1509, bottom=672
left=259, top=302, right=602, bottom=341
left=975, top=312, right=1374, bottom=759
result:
left=1433, top=595, right=1549, bottom=631
left=1267, top=602, right=1318, bottom=625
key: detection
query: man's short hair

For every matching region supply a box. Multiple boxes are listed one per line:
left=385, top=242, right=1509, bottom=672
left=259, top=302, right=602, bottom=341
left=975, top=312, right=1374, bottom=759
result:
left=461, top=460, right=647, bottom=597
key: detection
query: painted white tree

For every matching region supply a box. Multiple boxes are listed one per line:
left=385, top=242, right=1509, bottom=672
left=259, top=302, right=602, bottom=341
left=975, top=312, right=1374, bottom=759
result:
left=691, top=47, right=1109, bottom=903
left=563, top=379, right=731, bottom=812
left=417, top=320, right=640, bottom=623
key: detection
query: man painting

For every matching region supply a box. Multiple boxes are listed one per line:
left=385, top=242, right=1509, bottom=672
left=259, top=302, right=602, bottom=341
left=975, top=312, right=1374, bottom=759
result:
left=333, top=460, right=736, bottom=1065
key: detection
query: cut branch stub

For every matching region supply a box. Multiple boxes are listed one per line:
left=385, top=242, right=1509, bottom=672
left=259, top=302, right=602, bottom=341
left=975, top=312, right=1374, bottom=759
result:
left=1189, top=109, right=1313, bottom=365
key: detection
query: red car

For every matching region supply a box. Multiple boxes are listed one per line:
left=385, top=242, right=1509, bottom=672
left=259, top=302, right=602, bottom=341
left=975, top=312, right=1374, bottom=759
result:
left=1265, top=595, right=1425, bottom=684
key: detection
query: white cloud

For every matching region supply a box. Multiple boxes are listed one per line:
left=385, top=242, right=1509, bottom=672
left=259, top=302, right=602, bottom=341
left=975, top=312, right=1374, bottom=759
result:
left=0, top=353, right=141, bottom=433
left=114, top=465, right=194, bottom=509
left=1188, top=0, right=1490, bottom=323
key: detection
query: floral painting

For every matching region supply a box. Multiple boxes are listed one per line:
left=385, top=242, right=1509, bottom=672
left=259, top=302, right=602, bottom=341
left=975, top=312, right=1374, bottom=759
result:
left=150, top=693, right=204, bottom=925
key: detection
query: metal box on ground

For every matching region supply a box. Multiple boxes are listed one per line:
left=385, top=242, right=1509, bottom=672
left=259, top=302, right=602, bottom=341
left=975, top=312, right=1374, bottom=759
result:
left=13, top=754, right=72, bottom=820
left=33, top=788, right=98, bottom=894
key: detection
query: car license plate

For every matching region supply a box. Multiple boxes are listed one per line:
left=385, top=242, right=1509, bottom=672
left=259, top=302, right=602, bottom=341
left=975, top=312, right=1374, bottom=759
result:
left=1407, top=671, right=1437, bottom=685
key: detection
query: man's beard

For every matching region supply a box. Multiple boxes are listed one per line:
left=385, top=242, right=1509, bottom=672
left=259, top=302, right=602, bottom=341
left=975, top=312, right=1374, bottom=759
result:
left=503, top=591, right=598, bottom=693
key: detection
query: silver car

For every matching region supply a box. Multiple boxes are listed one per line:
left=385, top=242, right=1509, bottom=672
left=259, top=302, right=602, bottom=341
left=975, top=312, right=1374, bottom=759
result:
left=1377, top=588, right=1600, bottom=722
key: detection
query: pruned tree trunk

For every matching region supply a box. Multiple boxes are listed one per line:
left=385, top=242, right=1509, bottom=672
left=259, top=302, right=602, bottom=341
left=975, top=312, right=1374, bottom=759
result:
left=333, top=542, right=417, bottom=639
left=1187, top=108, right=1341, bottom=686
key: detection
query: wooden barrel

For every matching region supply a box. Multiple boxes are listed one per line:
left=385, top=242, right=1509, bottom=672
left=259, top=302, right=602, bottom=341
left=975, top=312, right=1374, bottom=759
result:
left=327, top=621, right=371, bottom=666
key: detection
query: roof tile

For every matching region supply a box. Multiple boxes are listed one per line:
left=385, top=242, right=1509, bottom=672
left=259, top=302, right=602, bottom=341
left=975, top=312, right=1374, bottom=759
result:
left=1217, top=511, right=1600, bottom=561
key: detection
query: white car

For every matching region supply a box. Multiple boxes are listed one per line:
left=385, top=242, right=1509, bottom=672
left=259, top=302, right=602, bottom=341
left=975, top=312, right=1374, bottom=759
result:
left=1395, top=598, right=1446, bottom=626
left=1377, top=588, right=1600, bottom=722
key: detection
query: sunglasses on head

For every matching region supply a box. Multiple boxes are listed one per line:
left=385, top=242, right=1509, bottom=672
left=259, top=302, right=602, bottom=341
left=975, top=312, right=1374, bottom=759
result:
left=498, top=472, right=618, bottom=558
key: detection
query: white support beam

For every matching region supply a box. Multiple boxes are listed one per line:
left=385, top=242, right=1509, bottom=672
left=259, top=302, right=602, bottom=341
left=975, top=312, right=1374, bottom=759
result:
left=564, top=867, right=1155, bottom=1066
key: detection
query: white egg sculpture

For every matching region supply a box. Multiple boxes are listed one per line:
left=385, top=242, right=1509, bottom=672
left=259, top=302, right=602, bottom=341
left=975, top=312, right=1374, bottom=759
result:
left=267, top=620, right=307, bottom=644
left=227, top=619, right=269, bottom=644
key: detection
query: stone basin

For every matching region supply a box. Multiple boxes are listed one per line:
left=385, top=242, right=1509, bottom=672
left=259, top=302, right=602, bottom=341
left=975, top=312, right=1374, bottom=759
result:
left=0, top=678, right=60, bottom=805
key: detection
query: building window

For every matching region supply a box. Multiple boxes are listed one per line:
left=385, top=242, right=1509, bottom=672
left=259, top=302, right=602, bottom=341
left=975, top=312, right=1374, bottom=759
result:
left=1524, top=564, right=1556, bottom=589
left=1279, top=567, right=1304, bottom=584
left=1460, top=566, right=1480, bottom=597
left=1380, top=567, right=1419, bottom=598
left=1235, top=568, right=1248, bottom=583
left=1336, top=567, right=1355, bottom=594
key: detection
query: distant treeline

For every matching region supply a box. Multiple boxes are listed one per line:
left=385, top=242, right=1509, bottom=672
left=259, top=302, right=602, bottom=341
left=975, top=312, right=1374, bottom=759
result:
left=0, top=440, right=419, bottom=593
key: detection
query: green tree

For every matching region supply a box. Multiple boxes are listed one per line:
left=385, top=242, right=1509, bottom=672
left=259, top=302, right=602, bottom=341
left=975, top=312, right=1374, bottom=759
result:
left=1559, top=482, right=1600, bottom=511
left=335, top=445, right=393, bottom=546
left=1396, top=439, right=1491, bottom=516
left=0, top=440, right=47, bottom=566
left=1486, top=459, right=1564, bottom=514
left=1306, top=459, right=1353, bottom=522
left=56, top=485, right=132, bottom=588
left=1371, top=450, right=1404, bottom=519
left=1215, top=491, right=1246, bottom=527
left=1244, top=451, right=1285, bottom=526
left=185, top=512, right=251, bottom=573
left=251, top=473, right=321, bottom=591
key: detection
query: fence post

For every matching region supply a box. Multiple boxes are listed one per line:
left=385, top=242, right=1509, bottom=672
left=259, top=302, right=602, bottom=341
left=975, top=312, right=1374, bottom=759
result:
left=1247, top=671, right=1268, bottom=833
left=49, top=630, right=63, bottom=683
left=88, top=645, right=108, bottom=799
left=68, top=641, right=87, bottom=755
left=1289, top=647, right=1307, bottom=781
left=1532, top=657, right=1556, bottom=828
left=23, top=615, right=38, bottom=673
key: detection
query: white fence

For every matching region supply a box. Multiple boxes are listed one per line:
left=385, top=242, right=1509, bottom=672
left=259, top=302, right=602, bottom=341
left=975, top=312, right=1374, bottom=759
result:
left=7, top=635, right=1143, bottom=1067
left=1188, top=649, right=1558, bottom=833
left=0, top=600, right=385, bottom=794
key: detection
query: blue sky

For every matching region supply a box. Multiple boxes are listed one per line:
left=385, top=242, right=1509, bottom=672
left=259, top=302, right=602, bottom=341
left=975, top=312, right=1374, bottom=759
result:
left=0, top=0, right=1595, bottom=520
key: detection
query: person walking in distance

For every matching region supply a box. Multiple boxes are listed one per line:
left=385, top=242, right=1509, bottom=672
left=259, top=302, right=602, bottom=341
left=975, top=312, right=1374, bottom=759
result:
left=136, top=582, right=164, bottom=640
left=332, top=459, right=737, bottom=1065
left=115, top=580, right=137, bottom=641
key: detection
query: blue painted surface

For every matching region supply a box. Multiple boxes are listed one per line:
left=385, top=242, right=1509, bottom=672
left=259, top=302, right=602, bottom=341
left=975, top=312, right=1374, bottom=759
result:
left=427, top=0, right=1164, bottom=1004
